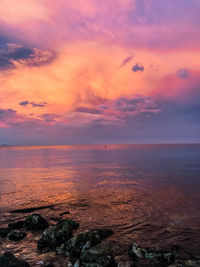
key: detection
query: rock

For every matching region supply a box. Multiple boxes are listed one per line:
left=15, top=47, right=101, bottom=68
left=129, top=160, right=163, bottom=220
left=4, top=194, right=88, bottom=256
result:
left=24, top=214, right=49, bottom=230
left=8, top=220, right=25, bottom=229
left=0, top=228, right=10, bottom=238
left=63, top=219, right=79, bottom=230
left=38, top=220, right=73, bottom=250
left=168, top=260, right=200, bottom=267
left=117, top=262, right=134, bottom=267
left=8, top=230, right=26, bottom=241
left=65, top=229, right=113, bottom=256
left=74, top=259, right=81, bottom=267
left=129, top=243, right=174, bottom=265
left=0, top=252, right=30, bottom=267
left=10, top=204, right=55, bottom=213
left=81, top=242, right=117, bottom=267
left=60, top=211, right=70, bottom=216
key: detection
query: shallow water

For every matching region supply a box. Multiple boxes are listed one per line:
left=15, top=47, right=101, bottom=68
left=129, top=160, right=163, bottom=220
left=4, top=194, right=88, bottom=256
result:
left=0, top=144, right=200, bottom=265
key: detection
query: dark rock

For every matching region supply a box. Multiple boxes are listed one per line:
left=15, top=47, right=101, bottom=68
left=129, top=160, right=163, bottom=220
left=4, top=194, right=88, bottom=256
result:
left=8, top=230, right=26, bottom=241
left=63, top=219, right=79, bottom=230
left=129, top=243, right=174, bottom=265
left=8, top=220, right=25, bottom=229
left=24, top=214, right=49, bottom=230
left=10, top=205, right=55, bottom=213
left=38, top=220, right=73, bottom=250
left=0, top=252, right=30, bottom=267
left=0, top=228, right=10, bottom=238
left=168, top=260, right=200, bottom=266
left=65, top=228, right=113, bottom=256
left=81, top=242, right=117, bottom=267
left=60, top=211, right=70, bottom=216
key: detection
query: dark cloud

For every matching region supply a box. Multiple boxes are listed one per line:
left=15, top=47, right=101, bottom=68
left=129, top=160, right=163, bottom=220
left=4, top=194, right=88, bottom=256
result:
left=19, top=100, right=29, bottom=106
left=0, top=57, right=14, bottom=70
left=76, top=107, right=102, bottom=114
left=119, top=55, right=134, bottom=68
left=132, top=63, right=144, bottom=72
left=0, top=108, right=16, bottom=119
left=39, top=113, right=60, bottom=122
left=30, top=101, right=47, bottom=107
left=6, top=47, right=33, bottom=60
left=0, top=43, right=55, bottom=71
left=19, top=101, right=47, bottom=108
left=177, top=68, right=190, bottom=79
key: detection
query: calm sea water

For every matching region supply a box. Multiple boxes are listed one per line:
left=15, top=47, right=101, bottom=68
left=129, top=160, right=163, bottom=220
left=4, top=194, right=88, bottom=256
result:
left=0, top=144, right=200, bottom=265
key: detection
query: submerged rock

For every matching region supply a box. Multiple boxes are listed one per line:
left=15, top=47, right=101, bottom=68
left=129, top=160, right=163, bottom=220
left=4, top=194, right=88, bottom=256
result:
left=129, top=243, right=174, bottom=265
left=60, top=211, right=70, bottom=216
left=38, top=220, right=74, bottom=250
left=0, top=228, right=10, bottom=238
left=63, top=219, right=79, bottom=230
left=168, top=260, right=200, bottom=267
left=8, top=230, right=26, bottom=241
left=8, top=220, right=25, bottom=229
left=81, top=241, right=117, bottom=267
left=65, top=228, right=113, bottom=256
left=0, top=252, right=30, bottom=267
left=24, top=214, right=49, bottom=230
left=10, top=204, right=55, bottom=214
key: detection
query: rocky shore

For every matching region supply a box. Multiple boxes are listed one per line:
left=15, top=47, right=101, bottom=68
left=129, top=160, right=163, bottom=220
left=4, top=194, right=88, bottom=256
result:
left=0, top=213, right=200, bottom=267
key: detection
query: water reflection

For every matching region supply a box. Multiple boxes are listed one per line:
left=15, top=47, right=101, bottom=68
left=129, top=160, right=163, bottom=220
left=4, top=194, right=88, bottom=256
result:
left=0, top=144, right=200, bottom=263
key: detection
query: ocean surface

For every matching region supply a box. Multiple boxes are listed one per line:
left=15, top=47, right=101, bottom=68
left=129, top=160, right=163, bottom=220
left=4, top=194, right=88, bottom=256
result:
left=0, top=144, right=200, bottom=266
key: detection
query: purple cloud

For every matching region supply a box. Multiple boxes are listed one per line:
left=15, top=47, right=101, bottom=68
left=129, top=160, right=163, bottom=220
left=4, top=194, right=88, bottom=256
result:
left=30, top=101, right=47, bottom=107
left=19, top=100, right=29, bottom=106
left=132, top=63, right=144, bottom=72
left=0, top=43, right=55, bottom=71
left=177, top=68, right=190, bottom=79
left=76, top=107, right=102, bottom=114
left=19, top=101, right=47, bottom=108
left=119, top=55, right=134, bottom=68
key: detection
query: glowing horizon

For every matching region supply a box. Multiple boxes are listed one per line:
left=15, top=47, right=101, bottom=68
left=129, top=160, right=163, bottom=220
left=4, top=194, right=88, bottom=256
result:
left=0, top=0, right=200, bottom=145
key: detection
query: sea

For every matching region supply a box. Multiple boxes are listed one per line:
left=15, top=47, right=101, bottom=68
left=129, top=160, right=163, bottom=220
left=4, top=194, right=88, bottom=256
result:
left=0, top=144, right=200, bottom=266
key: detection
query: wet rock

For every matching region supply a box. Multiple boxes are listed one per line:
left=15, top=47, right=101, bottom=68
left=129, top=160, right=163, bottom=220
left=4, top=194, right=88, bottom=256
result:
left=0, top=252, right=30, bottom=267
left=0, top=228, right=10, bottom=238
left=65, top=229, right=113, bottom=256
left=60, top=211, right=70, bottom=216
left=117, top=262, right=134, bottom=267
left=63, top=219, right=79, bottom=230
left=38, top=220, right=73, bottom=250
left=24, top=214, right=49, bottom=230
left=168, top=259, right=200, bottom=267
left=81, top=242, right=117, bottom=267
left=8, top=230, right=26, bottom=241
left=8, top=220, right=25, bottom=229
left=10, top=204, right=55, bottom=213
left=74, top=259, right=81, bottom=267
left=129, top=243, right=174, bottom=265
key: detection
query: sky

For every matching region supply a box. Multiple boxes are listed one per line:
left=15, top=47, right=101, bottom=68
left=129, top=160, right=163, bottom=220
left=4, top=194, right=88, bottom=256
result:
left=0, top=0, right=200, bottom=145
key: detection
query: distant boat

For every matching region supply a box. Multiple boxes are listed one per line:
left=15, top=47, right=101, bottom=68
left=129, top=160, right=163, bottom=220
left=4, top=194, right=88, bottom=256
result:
left=105, top=145, right=108, bottom=149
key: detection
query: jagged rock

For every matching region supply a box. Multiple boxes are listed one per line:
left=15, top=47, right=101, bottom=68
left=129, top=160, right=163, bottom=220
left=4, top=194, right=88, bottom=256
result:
left=8, top=230, right=26, bottom=241
left=65, top=228, right=113, bottom=256
left=63, top=219, right=79, bottom=230
left=60, top=211, right=70, bottom=216
left=117, top=262, right=134, bottom=267
left=24, top=214, right=49, bottom=230
left=129, top=243, right=174, bottom=265
left=0, top=228, right=10, bottom=238
left=8, top=220, right=25, bottom=229
left=38, top=220, right=73, bottom=250
left=168, top=259, right=200, bottom=267
left=81, top=241, right=117, bottom=267
left=0, top=252, right=30, bottom=267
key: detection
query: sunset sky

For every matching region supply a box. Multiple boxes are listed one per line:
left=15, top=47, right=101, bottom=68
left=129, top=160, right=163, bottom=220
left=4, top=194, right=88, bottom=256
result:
left=0, top=0, right=200, bottom=145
